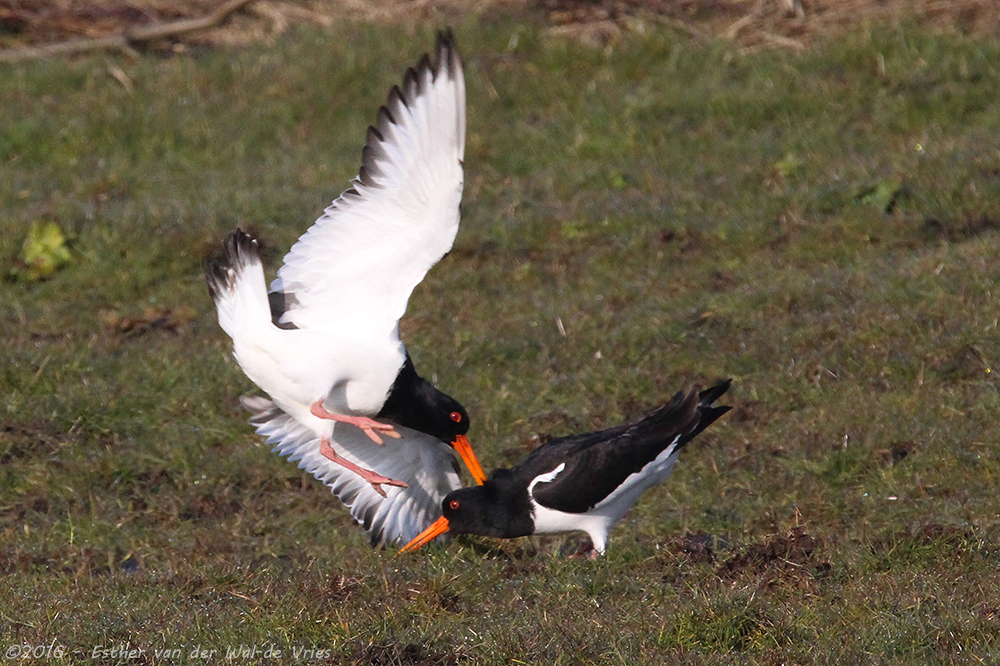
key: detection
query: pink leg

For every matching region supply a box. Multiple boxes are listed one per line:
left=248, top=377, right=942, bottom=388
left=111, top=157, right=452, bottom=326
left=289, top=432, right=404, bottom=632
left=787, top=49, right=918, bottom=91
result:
left=311, top=400, right=402, bottom=445
left=319, top=438, right=408, bottom=498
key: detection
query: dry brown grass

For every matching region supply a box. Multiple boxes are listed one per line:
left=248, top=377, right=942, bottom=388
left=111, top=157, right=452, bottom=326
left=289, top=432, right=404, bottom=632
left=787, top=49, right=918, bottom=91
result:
left=1, top=0, right=997, bottom=56
left=542, top=0, right=1000, bottom=49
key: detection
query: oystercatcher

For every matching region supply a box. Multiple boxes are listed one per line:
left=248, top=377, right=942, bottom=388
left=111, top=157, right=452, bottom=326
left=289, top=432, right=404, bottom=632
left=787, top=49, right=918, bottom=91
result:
left=206, top=31, right=486, bottom=499
left=399, top=381, right=731, bottom=556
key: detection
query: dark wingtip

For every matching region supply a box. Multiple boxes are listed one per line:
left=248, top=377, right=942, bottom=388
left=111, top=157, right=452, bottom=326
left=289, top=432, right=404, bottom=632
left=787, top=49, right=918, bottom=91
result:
left=204, top=257, right=229, bottom=303
left=333, top=31, right=461, bottom=214
left=435, top=28, right=459, bottom=77
left=699, top=378, right=732, bottom=406
left=685, top=379, right=733, bottom=443
left=205, top=228, right=259, bottom=302
left=630, top=379, right=732, bottom=451
left=436, top=27, right=455, bottom=51
left=219, top=227, right=259, bottom=270
left=387, top=84, right=407, bottom=111
left=366, top=124, right=384, bottom=145
left=416, top=52, right=433, bottom=76
left=357, top=163, right=377, bottom=188
left=402, top=65, right=421, bottom=103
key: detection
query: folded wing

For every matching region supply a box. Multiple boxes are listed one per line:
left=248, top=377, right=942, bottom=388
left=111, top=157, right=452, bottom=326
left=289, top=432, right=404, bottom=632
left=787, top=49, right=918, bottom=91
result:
left=531, top=383, right=731, bottom=513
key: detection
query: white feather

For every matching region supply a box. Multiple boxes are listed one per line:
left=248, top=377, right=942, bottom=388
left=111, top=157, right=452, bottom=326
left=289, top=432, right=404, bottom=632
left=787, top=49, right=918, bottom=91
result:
left=243, top=396, right=461, bottom=545
left=209, top=37, right=465, bottom=445
left=272, top=41, right=466, bottom=339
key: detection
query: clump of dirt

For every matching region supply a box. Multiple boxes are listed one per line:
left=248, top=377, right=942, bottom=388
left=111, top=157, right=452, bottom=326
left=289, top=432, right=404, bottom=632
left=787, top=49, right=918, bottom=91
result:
left=352, top=641, right=461, bottom=666
left=403, top=586, right=463, bottom=613
left=922, top=215, right=1000, bottom=244
left=717, top=527, right=831, bottom=588
left=0, top=419, right=78, bottom=464
left=875, top=440, right=917, bottom=466
left=670, top=532, right=730, bottom=564
left=100, top=305, right=198, bottom=337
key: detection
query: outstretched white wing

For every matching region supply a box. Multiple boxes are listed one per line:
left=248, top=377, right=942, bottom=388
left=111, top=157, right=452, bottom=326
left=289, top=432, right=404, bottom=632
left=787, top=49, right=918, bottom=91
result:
left=242, top=396, right=461, bottom=546
left=272, top=31, right=466, bottom=338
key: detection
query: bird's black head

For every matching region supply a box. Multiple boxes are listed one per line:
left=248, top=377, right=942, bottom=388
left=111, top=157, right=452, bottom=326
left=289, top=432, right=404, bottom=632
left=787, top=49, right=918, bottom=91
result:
left=440, top=471, right=534, bottom=539
left=378, top=354, right=487, bottom=485
left=416, top=384, right=470, bottom=442
left=398, top=470, right=535, bottom=553
left=378, top=354, right=469, bottom=441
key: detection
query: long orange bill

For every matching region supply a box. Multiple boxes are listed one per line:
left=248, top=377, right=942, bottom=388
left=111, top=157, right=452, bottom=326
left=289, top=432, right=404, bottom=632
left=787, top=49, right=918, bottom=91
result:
left=453, top=434, right=487, bottom=485
left=398, top=515, right=451, bottom=554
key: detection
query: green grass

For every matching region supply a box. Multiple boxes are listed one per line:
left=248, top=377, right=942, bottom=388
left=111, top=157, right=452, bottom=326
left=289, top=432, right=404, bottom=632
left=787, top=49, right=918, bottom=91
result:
left=3, top=14, right=1000, bottom=664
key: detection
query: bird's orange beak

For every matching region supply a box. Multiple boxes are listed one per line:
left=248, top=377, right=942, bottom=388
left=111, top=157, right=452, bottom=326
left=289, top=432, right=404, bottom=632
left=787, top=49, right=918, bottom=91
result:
left=453, top=434, right=487, bottom=485
left=398, top=515, right=450, bottom=554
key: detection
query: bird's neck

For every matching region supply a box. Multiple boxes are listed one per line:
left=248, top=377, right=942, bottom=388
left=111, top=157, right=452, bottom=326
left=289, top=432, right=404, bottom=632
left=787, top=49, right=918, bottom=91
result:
left=378, top=354, right=435, bottom=429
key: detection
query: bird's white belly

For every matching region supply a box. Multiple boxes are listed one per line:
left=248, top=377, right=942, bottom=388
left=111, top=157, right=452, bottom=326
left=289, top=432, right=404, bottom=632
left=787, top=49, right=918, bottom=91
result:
left=530, top=502, right=617, bottom=540
left=232, top=327, right=405, bottom=426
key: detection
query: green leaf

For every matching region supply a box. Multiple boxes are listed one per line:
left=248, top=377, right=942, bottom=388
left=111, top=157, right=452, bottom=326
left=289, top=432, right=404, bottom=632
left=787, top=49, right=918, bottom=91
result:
left=857, top=177, right=903, bottom=214
left=15, top=222, right=72, bottom=282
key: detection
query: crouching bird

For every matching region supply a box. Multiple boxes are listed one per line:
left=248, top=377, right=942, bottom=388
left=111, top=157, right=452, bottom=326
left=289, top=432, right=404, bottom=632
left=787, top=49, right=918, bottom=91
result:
left=399, top=381, right=731, bottom=556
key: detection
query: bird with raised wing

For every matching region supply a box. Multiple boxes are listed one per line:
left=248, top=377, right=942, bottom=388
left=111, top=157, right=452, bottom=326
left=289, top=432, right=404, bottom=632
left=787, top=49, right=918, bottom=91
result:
left=400, top=381, right=731, bottom=556
left=206, top=31, right=487, bottom=511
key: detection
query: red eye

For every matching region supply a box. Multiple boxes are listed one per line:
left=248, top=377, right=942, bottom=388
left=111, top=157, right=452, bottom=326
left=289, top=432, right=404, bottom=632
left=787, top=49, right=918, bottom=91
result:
left=449, top=500, right=460, bottom=510
left=450, top=412, right=462, bottom=423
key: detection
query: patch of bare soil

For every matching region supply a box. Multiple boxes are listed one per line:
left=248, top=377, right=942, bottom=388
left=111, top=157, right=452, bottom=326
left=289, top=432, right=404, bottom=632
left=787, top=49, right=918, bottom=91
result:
left=352, top=641, right=461, bottom=666
left=0, top=418, right=76, bottom=463
left=99, top=305, right=197, bottom=337
left=676, top=531, right=727, bottom=564
left=716, top=526, right=832, bottom=589
left=0, top=0, right=997, bottom=61
left=0, top=0, right=520, bottom=55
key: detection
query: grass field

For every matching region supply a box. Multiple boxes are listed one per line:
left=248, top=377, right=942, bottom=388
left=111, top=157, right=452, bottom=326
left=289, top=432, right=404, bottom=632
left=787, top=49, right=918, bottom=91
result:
left=3, top=11, right=1000, bottom=664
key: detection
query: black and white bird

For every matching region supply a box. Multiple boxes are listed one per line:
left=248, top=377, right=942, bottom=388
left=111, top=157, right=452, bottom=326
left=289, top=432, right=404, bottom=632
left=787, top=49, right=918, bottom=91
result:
left=206, top=31, right=486, bottom=544
left=400, top=381, right=731, bottom=556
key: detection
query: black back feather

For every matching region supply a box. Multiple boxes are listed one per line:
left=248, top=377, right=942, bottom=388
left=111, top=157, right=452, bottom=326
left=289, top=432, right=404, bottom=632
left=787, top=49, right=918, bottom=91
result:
left=529, top=380, right=731, bottom=513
